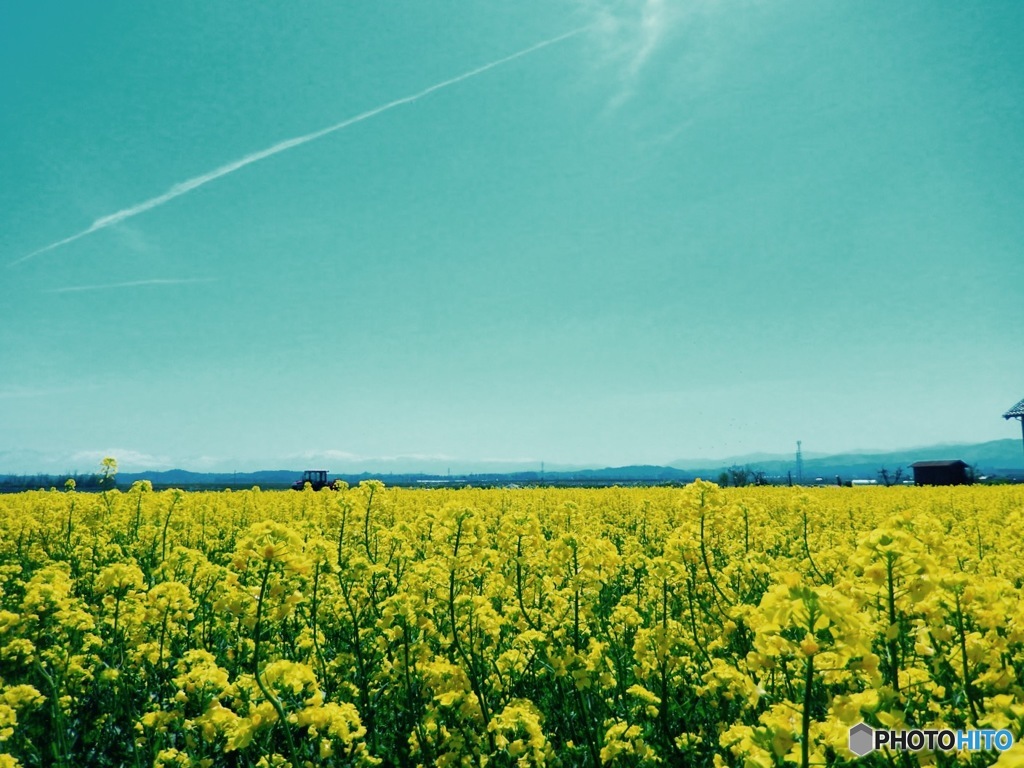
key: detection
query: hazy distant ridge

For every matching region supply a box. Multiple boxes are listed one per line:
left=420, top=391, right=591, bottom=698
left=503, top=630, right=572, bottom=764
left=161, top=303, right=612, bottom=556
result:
left=99, top=439, right=1024, bottom=487
left=4, top=439, right=1021, bottom=489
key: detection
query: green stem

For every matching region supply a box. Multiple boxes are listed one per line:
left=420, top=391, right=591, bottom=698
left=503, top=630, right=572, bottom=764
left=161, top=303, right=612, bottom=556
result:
left=886, top=554, right=900, bottom=692
left=803, top=512, right=829, bottom=586
left=310, top=561, right=329, bottom=696
left=35, top=660, right=69, bottom=768
left=515, top=535, right=541, bottom=632
left=802, top=652, right=814, bottom=768
left=363, top=484, right=376, bottom=560
left=253, top=559, right=300, bottom=767
left=447, top=517, right=494, bottom=749
left=700, top=514, right=732, bottom=613
left=953, top=592, right=981, bottom=725
left=160, top=495, right=179, bottom=563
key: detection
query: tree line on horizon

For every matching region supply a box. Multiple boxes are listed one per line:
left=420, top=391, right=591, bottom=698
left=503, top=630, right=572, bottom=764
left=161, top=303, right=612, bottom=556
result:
left=0, top=472, right=116, bottom=493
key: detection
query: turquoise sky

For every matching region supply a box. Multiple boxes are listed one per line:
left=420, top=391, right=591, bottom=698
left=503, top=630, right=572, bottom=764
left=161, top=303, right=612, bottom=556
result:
left=3, top=1, right=1023, bottom=473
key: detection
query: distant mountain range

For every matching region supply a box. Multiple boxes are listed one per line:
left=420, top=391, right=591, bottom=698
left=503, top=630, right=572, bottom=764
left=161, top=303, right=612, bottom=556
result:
left=3, top=439, right=1021, bottom=491
left=108, top=439, right=1022, bottom=488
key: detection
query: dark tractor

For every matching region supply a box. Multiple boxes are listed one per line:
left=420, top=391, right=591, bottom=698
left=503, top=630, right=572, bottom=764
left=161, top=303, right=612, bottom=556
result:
left=292, top=470, right=332, bottom=491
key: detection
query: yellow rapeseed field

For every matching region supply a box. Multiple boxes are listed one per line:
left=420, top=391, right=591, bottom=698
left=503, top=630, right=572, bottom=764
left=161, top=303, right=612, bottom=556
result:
left=0, top=481, right=1023, bottom=768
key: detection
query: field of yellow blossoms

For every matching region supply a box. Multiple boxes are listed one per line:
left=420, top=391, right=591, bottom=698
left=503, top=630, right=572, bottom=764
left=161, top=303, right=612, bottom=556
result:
left=1, top=480, right=1023, bottom=768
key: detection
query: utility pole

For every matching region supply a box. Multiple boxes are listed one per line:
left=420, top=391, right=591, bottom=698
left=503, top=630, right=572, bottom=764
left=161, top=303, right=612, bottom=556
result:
left=795, top=440, right=804, bottom=484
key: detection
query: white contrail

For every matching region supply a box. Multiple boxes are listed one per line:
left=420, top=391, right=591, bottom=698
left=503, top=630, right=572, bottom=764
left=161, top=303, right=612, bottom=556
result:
left=11, top=28, right=584, bottom=267
left=45, top=277, right=217, bottom=293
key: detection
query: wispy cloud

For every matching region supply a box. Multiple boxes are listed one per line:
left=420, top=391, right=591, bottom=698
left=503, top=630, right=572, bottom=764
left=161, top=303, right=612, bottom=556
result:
left=0, top=448, right=173, bottom=475
left=281, top=450, right=549, bottom=470
left=289, top=450, right=456, bottom=464
left=288, top=451, right=551, bottom=467
left=577, top=0, right=702, bottom=105
left=44, top=277, right=216, bottom=294
left=111, top=224, right=159, bottom=256
left=70, top=449, right=174, bottom=470
left=295, top=449, right=363, bottom=463
left=627, top=0, right=670, bottom=79
left=11, top=28, right=585, bottom=267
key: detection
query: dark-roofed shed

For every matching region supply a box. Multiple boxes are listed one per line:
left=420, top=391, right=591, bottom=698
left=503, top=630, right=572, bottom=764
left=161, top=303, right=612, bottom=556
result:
left=911, top=460, right=970, bottom=486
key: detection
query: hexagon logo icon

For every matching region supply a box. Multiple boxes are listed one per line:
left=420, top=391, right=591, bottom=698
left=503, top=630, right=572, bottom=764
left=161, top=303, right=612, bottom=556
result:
left=849, top=722, right=875, bottom=756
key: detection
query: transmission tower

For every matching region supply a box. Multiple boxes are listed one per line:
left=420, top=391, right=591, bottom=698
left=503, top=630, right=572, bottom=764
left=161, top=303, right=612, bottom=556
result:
left=796, top=440, right=804, bottom=484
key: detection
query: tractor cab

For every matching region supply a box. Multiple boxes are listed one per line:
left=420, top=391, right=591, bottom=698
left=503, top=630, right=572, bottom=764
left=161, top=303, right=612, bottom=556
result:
left=292, top=469, right=330, bottom=490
